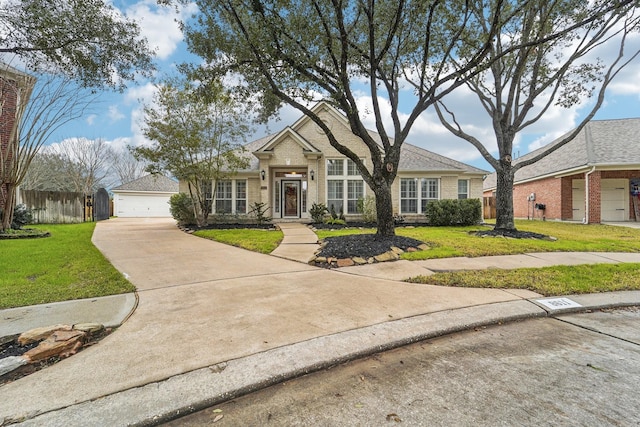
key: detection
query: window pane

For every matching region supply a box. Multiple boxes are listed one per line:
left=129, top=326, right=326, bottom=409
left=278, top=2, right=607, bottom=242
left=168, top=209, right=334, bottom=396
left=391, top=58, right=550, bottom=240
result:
left=347, top=159, right=360, bottom=176
left=327, top=180, right=344, bottom=199
left=236, top=200, right=246, bottom=213
left=327, top=159, right=344, bottom=176
left=347, top=180, right=363, bottom=214
left=216, top=200, right=232, bottom=214
left=458, top=179, right=468, bottom=199
left=400, top=179, right=418, bottom=213
left=236, top=180, right=246, bottom=200
left=422, top=178, right=438, bottom=200
left=401, top=199, right=417, bottom=214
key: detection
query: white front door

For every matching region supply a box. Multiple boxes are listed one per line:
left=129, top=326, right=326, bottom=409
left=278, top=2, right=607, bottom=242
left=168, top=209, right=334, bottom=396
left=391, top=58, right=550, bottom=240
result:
left=282, top=180, right=300, bottom=218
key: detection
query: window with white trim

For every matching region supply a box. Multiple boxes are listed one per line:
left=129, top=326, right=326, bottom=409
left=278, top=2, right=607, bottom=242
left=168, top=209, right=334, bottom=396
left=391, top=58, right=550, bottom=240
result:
left=326, top=159, right=364, bottom=214
left=214, top=179, right=247, bottom=214
left=458, top=179, right=469, bottom=199
left=400, top=178, right=440, bottom=214
left=236, top=180, right=247, bottom=213
left=421, top=178, right=439, bottom=211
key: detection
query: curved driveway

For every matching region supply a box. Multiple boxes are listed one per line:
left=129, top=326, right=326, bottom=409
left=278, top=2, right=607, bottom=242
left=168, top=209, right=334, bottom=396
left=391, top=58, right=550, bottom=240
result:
left=0, top=218, right=547, bottom=423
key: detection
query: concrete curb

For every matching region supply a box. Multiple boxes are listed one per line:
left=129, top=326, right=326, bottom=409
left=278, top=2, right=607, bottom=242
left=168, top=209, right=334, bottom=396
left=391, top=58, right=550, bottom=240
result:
left=0, top=293, right=138, bottom=340
left=18, top=296, right=630, bottom=427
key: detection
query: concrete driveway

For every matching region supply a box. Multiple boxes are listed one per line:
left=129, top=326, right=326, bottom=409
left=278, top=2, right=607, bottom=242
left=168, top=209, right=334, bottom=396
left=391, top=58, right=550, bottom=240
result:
left=0, top=218, right=535, bottom=424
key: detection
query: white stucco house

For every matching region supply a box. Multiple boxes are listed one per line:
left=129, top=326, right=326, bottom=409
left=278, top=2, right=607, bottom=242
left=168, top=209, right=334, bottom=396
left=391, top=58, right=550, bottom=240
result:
left=179, top=102, right=487, bottom=222
left=112, top=174, right=178, bottom=218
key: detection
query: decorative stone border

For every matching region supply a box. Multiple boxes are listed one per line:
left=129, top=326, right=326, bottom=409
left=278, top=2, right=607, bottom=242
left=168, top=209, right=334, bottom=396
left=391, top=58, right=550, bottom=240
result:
left=308, top=240, right=429, bottom=268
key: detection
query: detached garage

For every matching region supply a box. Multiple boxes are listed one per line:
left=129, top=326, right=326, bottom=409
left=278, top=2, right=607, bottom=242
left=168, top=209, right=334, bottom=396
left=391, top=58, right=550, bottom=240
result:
left=112, top=174, right=178, bottom=218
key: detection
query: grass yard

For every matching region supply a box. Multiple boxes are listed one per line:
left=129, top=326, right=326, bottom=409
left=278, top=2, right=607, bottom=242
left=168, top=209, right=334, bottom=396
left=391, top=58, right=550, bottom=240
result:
left=406, top=263, right=640, bottom=296
left=193, top=228, right=284, bottom=254
left=317, top=220, right=640, bottom=296
left=317, top=220, right=640, bottom=259
left=0, top=223, right=135, bottom=309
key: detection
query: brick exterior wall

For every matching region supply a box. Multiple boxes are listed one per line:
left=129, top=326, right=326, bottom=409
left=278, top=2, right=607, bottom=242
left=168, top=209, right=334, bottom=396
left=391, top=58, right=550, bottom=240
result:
left=587, top=170, right=602, bottom=223
left=0, top=76, right=19, bottom=208
left=487, top=169, right=640, bottom=224
left=511, top=176, right=562, bottom=220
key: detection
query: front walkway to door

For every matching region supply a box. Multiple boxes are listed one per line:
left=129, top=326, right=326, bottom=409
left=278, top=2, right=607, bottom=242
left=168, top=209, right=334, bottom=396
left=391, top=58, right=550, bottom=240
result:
left=271, top=222, right=320, bottom=263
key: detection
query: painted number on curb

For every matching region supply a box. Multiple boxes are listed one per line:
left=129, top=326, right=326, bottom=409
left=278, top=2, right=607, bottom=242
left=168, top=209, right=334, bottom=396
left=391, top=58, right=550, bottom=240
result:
left=537, top=297, right=582, bottom=310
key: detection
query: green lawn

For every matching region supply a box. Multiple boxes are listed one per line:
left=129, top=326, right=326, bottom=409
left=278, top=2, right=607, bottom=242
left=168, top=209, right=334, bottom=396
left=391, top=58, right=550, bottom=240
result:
left=0, top=223, right=135, bottom=309
left=406, top=263, right=640, bottom=296
left=317, top=220, right=640, bottom=259
left=193, top=228, right=284, bottom=254
left=317, top=220, right=640, bottom=296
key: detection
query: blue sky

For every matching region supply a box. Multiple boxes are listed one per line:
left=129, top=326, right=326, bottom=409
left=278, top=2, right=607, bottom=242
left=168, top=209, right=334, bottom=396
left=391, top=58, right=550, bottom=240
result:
left=42, top=1, right=640, bottom=173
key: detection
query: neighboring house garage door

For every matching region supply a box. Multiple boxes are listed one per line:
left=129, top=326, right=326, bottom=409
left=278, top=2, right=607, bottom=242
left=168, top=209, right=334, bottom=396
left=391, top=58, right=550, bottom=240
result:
left=115, top=193, right=172, bottom=217
left=601, top=179, right=628, bottom=221
left=572, top=179, right=585, bottom=221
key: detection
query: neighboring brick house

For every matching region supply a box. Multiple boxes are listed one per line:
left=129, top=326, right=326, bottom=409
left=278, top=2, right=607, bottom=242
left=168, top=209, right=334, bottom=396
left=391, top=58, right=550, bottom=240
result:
left=483, top=118, right=640, bottom=224
left=0, top=63, right=36, bottom=211
left=179, top=102, right=487, bottom=222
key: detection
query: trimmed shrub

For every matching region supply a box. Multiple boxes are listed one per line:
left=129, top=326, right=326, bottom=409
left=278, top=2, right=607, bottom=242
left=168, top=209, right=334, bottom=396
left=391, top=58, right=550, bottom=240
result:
left=8, top=204, right=33, bottom=229
left=169, top=193, right=196, bottom=225
left=425, top=199, right=482, bottom=226
left=324, top=218, right=347, bottom=226
left=310, top=203, right=328, bottom=223
left=248, top=202, right=272, bottom=224
left=356, top=195, right=377, bottom=223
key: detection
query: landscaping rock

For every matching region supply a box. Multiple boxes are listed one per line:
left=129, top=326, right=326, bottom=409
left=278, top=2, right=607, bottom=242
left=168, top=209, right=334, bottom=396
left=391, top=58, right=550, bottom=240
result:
left=374, top=251, right=398, bottom=262
left=391, top=246, right=404, bottom=255
left=0, top=356, right=28, bottom=377
left=18, top=324, right=72, bottom=345
left=337, top=258, right=355, bottom=267
left=23, top=330, right=86, bottom=362
left=352, top=257, right=367, bottom=265
left=73, top=323, right=105, bottom=334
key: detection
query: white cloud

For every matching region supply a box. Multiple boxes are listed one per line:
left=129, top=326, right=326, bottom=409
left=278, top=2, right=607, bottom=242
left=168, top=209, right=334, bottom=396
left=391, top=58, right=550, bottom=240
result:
left=108, top=105, right=125, bottom=122
left=125, top=0, right=198, bottom=61
left=86, top=114, right=97, bottom=125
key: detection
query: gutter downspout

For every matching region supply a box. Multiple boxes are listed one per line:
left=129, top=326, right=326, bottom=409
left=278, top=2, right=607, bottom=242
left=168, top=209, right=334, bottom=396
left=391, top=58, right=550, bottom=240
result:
left=584, top=166, right=596, bottom=224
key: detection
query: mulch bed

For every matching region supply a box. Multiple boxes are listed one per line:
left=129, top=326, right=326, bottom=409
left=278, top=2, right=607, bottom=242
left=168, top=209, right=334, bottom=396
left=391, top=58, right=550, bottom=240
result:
left=183, top=223, right=276, bottom=231
left=473, top=228, right=554, bottom=240
left=0, top=228, right=51, bottom=240
left=315, top=234, right=424, bottom=259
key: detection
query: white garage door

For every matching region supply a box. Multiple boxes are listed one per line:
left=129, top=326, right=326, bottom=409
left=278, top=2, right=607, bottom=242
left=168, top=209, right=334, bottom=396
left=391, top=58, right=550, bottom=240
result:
left=115, top=193, right=172, bottom=217
left=572, top=179, right=585, bottom=221
left=601, top=179, right=628, bottom=222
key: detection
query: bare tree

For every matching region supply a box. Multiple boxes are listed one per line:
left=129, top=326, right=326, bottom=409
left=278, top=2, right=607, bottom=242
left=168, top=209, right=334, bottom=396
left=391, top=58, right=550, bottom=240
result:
left=109, top=149, right=148, bottom=186
left=19, top=150, right=73, bottom=191
left=55, top=137, right=115, bottom=194
left=1, top=71, right=97, bottom=230
left=434, top=0, right=640, bottom=232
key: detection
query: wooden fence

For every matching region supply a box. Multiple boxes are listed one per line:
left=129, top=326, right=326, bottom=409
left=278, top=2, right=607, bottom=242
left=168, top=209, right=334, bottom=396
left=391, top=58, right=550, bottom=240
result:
left=483, top=196, right=496, bottom=220
left=17, top=189, right=89, bottom=224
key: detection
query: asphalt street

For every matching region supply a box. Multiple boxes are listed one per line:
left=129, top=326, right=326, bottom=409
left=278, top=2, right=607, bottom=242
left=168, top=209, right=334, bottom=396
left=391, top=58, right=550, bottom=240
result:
left=164, top=307, right=640, bottom=426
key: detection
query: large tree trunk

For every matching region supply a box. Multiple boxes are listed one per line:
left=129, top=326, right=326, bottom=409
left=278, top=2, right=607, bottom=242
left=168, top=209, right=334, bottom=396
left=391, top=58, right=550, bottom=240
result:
left=1, top=183, right=16, bottom=231
left=494, top=164, right=516, bottom=231
left=372, top=179, right=395, bottom=237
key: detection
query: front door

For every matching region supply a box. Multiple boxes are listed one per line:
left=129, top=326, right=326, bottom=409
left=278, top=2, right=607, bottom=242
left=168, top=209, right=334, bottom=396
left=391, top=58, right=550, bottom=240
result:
left=283, top=181, right=300, bottom=218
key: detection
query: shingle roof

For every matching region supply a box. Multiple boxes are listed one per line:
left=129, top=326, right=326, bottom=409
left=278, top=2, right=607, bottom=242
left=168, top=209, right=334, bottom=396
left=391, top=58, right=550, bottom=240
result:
left=483, top=118, right=640, bottom=190
left=238, top=111, right=487, bottom=175
left=112, top=174, right=178, bottom=193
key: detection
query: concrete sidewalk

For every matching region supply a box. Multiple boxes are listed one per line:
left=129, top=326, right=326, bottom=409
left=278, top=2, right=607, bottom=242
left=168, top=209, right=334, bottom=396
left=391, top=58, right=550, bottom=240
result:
left=2, top=218, right=640, bottom=425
